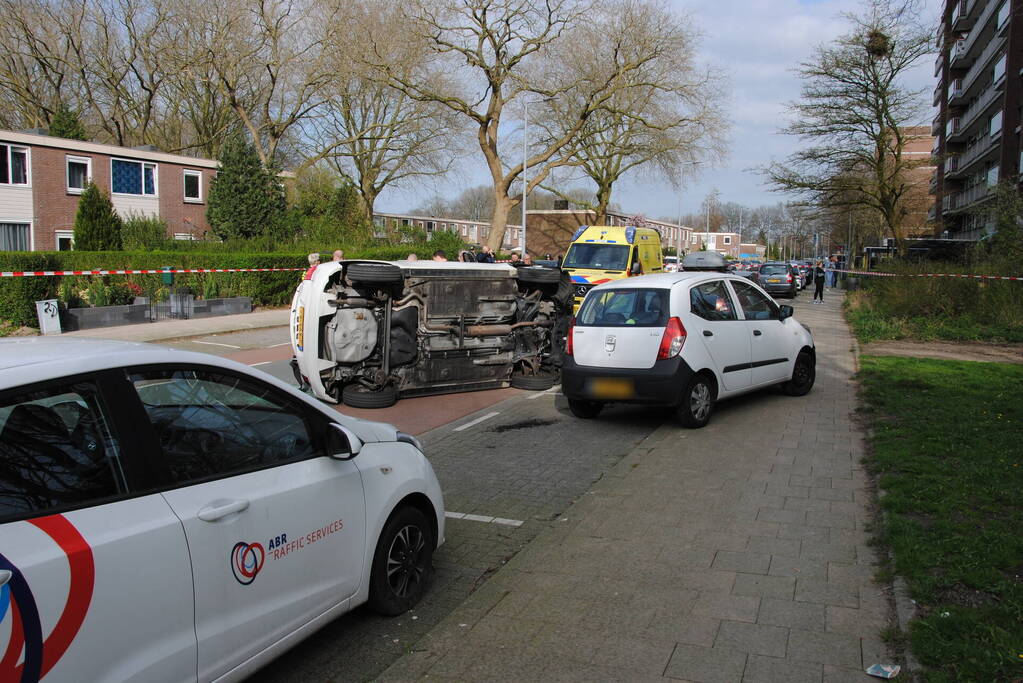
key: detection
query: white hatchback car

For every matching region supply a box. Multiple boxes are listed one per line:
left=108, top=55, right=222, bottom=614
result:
left=562, top=272, right=815, bottom=427
left=0, top=337, right=444, bottom=682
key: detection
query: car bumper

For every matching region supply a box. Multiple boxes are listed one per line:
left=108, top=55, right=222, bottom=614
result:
left=561, top=355, right=695, bottom=406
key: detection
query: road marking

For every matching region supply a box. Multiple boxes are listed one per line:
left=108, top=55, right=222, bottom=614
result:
left=268, top=342, right=291, bottom=347
left=445, top=511, right=523, bottom=528
left=193, top=340, right=242, bottom=349
left=526, top=387, right=561, bottom=400
left=452, top=411, right=499, bottom=432
left=249, top=361, right=272, bottom=366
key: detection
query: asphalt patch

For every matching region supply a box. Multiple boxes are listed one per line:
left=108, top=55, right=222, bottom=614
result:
left=489, top=418, right=558, bottom=433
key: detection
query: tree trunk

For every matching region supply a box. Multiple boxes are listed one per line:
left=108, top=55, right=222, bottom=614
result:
left=487, top=195, right=514, bottom=253
left=594, top=184, right=612, bottom=225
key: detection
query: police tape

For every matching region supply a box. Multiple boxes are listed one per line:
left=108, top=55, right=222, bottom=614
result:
left=0, top=267, right=306, bottom=277
left=834, top=269, right=1022, bottom=281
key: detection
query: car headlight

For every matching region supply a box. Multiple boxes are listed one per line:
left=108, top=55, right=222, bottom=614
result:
left=396, top=431, right=423, bottom=452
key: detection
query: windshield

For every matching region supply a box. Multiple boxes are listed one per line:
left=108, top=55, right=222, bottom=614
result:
left=577, top=288, right=669, bottom=327
left=563, top=244, right=630, bottom=271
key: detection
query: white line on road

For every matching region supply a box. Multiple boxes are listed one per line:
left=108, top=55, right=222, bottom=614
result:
left=268, top=342, right=291, bottom=347
left=249, top=361, right=272, bottom=366
left=444, top=511, right=523, bottom=528
left=526, top=387, right=561, bottom=400
left=192, top=341, right=242, bottom=349
left=452, top=411, right=499, bottom=432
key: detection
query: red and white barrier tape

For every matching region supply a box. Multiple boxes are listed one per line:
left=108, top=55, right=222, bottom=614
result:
left=0, top=267, right=305, bottom=277
left=834, top=269, right=1023, bottom=281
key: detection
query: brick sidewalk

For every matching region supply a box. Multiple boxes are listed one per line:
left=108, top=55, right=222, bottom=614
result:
left=380, top=292, right=892, bottom=682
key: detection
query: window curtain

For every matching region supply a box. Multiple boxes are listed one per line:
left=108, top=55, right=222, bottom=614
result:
left=0, top=223, right=30, bottom=251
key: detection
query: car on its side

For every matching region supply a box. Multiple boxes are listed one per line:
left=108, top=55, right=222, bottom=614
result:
left=0, top=337, right=444, bottom=683
left=756, top=262, right=800, bottom=298
left=291, top=260, right=572, bottom=407
left=561, top=271, right=815, bottom=428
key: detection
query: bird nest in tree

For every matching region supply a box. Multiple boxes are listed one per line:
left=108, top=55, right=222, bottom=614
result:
left=865, top=30, right=893, bottom=58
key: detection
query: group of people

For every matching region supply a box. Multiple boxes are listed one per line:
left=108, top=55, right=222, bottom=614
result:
left=304, top=249, right=344, bottom=279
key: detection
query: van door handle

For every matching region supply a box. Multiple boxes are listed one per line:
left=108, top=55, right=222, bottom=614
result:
left=0, top=570, right=11, bottom=586
left=703, top=330, right=713, bottom=337
left=753, top=330, right=762, bottom=336
left=197, top=499, right=250, bottom=522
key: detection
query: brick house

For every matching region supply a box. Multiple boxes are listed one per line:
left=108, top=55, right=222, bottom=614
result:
left=0, top=129, right=217, bottom=251
left=525, top=209, right=692, bottom=259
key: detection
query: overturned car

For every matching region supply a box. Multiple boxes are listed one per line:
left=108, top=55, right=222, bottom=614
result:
left=290, top=260, right=572, bottom=407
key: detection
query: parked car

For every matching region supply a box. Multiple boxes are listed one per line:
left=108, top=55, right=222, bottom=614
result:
left=561, top=272, right=815, bottom=428
left=663, top=255, right=680, bottom=272
left=0, top=337, right=444, bottom=682
left=291, top=260, right=573, bottom=407
left=757, top=262, right=800, bottom=298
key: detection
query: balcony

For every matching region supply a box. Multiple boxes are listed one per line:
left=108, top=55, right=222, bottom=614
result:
left=948, top=78, right=964, bottom=103
left=947, top=182, right=994, bottom=214
left=997, top=0, right=1010, bottom=34
left=954, top=86, right=1002, bottom=139
left=945, top=155, right=961, bottom=175
left=934, top=50, right=944, bottom=77
left=933, top=82, right=944, bottom=107
left=946, top=116, right=961, bottom=139
left=958, top=35, right=1006, bottom=96
left=931, top=114, right=943, bottom=137
left=952, top=0, right=979, bottom=31
left=928, top=204, right=939, bottom=221
left=951, top=0, right=1001, bottom=68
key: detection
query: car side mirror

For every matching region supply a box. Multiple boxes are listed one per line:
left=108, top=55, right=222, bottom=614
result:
left=778, top=305, right=794, bottom=320
left=328, top=423, right=363, bottom=460
left=630, top=261, right=641, bottom=275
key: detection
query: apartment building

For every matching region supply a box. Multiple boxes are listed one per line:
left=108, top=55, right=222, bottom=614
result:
left=932, top=0, right=1022, bottom=239
left=688, top=231, right=746, bottom=258
left=372, top=212, right=524, bottom=251
left=0, top=129, right=217, bottom=251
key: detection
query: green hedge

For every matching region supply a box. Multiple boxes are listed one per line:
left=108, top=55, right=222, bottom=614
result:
left=0, top=244, right=460, bottom=328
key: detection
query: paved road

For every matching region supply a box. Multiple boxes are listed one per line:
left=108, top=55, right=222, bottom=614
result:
left=157, top=326, right=671, bottom=681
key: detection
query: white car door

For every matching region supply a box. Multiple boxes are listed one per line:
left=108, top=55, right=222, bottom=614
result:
left=0, top=379, right=196, bottom=683
left=729, top=279, right=793, bottom=384
left=686, top=280, right=751, bottom=392
left=127, top=366, right=366, bottom=682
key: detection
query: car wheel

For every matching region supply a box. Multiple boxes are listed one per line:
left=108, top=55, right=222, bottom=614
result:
left=342, top=383, right=398, bottom=408
left=677, top=373, right=714, bottom=428
left=347, top=262, right=404, bottom=286
left=368, top=506, right=434, bottom=616
left=510, top=372, right=556, bottom=390
left=782, top=350, right=815, bottom=396
left=568, top=398, right=603, bottom=419
left=516, top=266, right=562, bottom=284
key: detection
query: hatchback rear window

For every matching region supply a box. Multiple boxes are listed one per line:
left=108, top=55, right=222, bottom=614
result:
left=760, top=265, right=788, bottom=275
left=577, top=288, right=669, bottom=327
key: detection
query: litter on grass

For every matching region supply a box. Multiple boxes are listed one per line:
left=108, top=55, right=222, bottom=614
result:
left=866, top=663, right=900, bottom=679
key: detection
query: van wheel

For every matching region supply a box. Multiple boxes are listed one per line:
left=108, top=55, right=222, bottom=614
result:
left=510, top=372, right=556, bottom=390
left=568, top=399, right=603, bottom=419
left=782, top=351, right=815, bottom=396
left=342, top=383, right=398, bottom=408
left=368, top=506, right=434, bottom=616
left=347, top=263, right=404, bottom=286
left=677, top=373, right=714, bottom=428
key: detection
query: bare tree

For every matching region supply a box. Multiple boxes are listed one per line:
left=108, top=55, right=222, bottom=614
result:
left=536, top=0, right=727, bottom=223
left=764, top=0, right=932, bottom=245
left=366, top=0, right=691, bottom=252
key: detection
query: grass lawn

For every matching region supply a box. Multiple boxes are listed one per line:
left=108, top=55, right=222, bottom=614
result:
left=846, top=307, right=1023, bottom=345
left=858, top=356, right=1023, bottom=681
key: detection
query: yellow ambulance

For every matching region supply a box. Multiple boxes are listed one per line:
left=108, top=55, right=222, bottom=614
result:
left=562, top=225, right=664, bottom=312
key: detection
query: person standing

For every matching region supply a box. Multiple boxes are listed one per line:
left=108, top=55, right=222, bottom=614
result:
left=813, top=260, right=826, bottom=304
left=476, top=246, right=496, bottom=263
left=508, top=253, right=523, bottom=267
left=303, top=253, right=320, bottom=280
left=332, top=249, right=344, bottom=262
left=432, top=250, right=448, bottom=262
left=825, top=255, right=836, bottom=289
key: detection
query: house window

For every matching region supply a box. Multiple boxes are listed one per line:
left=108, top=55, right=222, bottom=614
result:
left=723, top=236, right=731, bottom=245
left=111, top=159, right=156, bottom=196
left=0, top=222, right=30, bottom=250
left=66, top=156, right=91, bottom=194
left=0, top=145, right=29, bottom=186
left=55, top=230, right=74, bottom=251
left=183, top=169, right=202, bottom=202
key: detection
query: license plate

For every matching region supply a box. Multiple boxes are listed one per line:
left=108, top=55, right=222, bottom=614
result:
left=590, top=377, right=634, bottom=399
left=768, top=278, right=781, bottom=283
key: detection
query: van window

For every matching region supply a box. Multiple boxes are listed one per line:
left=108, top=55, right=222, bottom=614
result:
left=577, top=288, right=669, bottom=327
left=563, top=243, right=630, bottom=271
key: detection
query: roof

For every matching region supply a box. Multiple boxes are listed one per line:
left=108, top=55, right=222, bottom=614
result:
left=0, top=129, right=220, bottom=169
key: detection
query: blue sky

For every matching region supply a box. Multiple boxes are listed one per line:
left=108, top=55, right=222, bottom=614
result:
left=375, top=0, right=939, bottom=221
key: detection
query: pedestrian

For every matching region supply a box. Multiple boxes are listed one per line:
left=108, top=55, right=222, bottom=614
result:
left=432, top=250, right=448, bottom=262
left=508, top=253, right=523, bottom=268
left=303, top=252, right=320, bottom=280
left=476, top=246, right=496, bottom=263
left=406, top=253, right=418, bottom=261
left=825, top=255, right=836, bottom=289
left=813, top=259, right=826, bottom=304
left=522, top=253, right=534, bottom=267
left=332, top=249, right=344, bottom=262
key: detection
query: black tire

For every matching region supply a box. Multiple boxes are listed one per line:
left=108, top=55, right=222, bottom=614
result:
left=347, top=263, right=404, bottom=286
left=677, top=373, right=715, bottom=428
left=516, top=266, right=562, bottom=284
left=510, top=372, right=556, bottom=390
left=342, top=383, right=398, bottom=408
left=568, top=398, right=603, bottom=419
left=368, top=506, right=434, bottom=616
left=782, top=350, right=815, bottom=396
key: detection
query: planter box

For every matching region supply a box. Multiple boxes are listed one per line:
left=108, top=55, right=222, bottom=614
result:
left=62, top=304, right=151, bottom=331
left=154, top=296, right=252, bottom=320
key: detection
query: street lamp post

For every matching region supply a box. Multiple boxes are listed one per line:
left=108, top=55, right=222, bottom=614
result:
left=675, top=160, right=702, bottom=257
left=521, top=98, right=530, bottom=257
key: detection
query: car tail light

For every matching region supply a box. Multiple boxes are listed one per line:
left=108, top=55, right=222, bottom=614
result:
left=566, top=317, right=575, bottom=356
left=786, top=273, right=792, bottom=283
left=657, top=317, right=686, bottom=359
